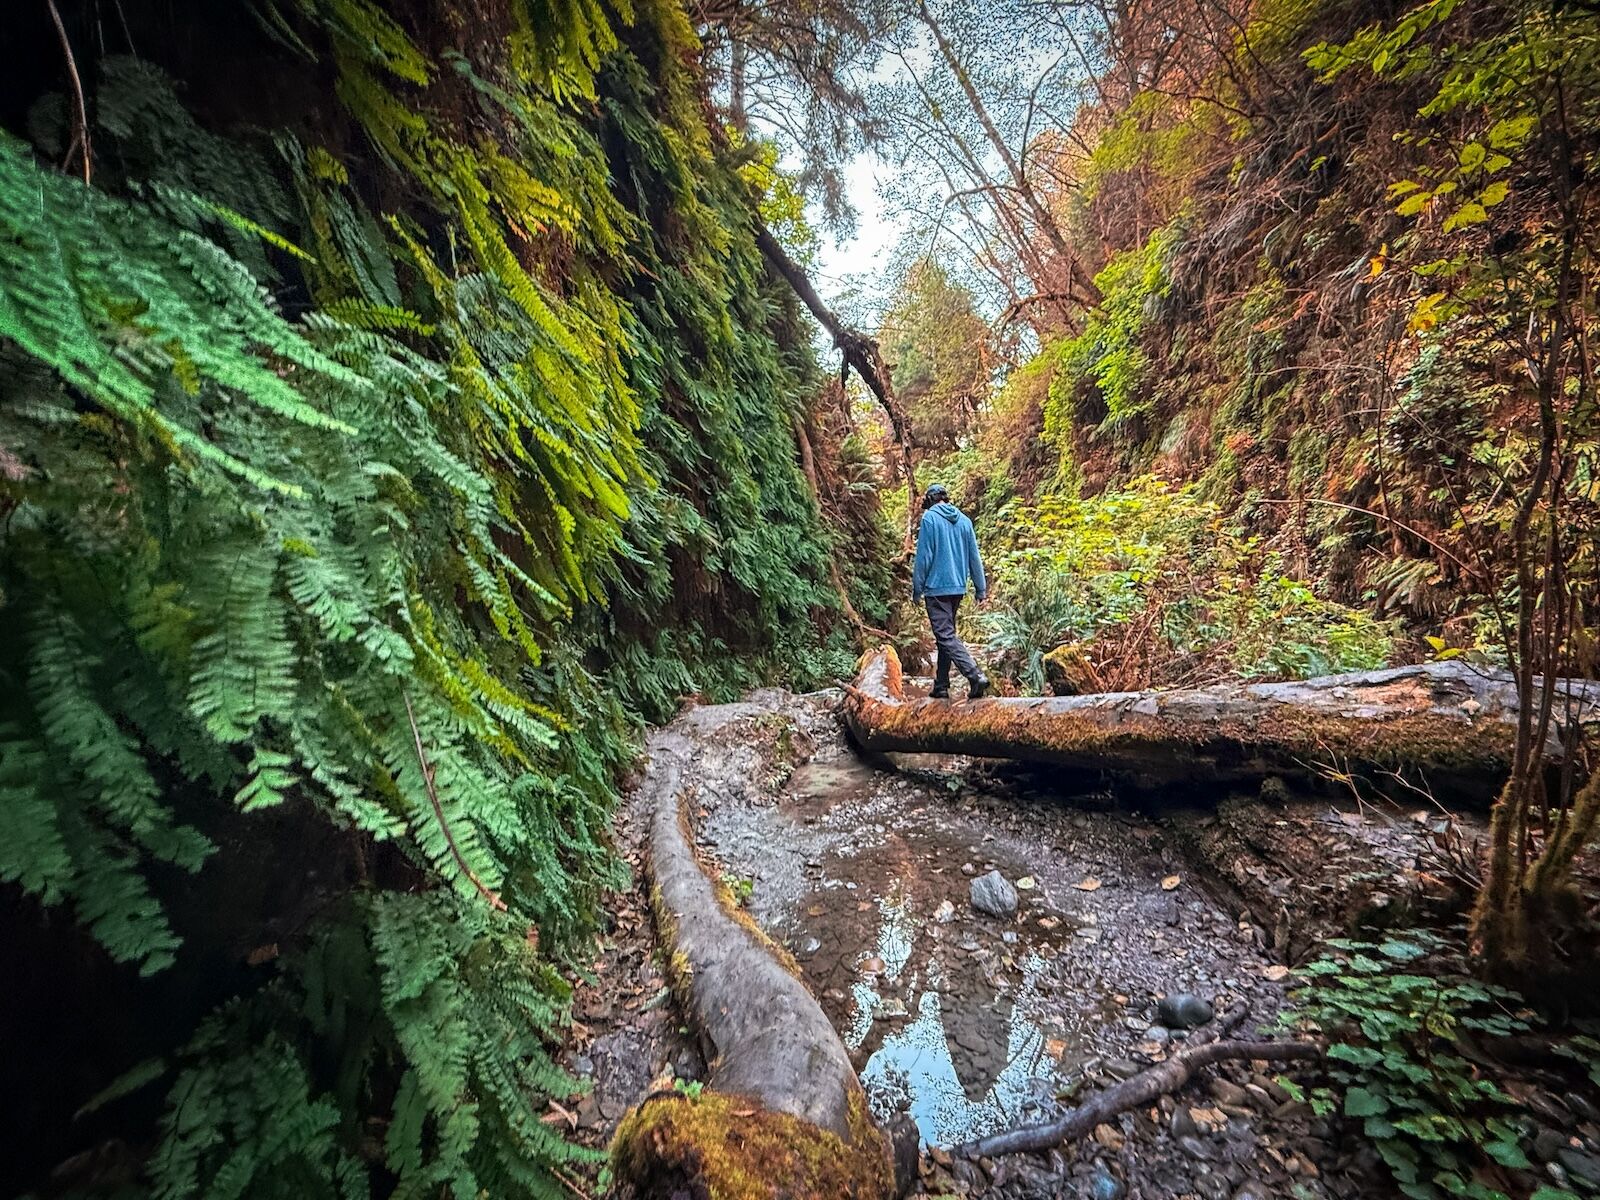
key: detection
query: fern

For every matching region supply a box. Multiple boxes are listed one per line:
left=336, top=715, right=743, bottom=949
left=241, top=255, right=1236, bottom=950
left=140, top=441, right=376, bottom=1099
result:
left=0, top=2, right=858, bottom=1195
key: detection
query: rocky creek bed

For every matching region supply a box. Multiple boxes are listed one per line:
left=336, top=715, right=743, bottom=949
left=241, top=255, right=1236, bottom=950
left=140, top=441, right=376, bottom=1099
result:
left=566, top=686, right=1599, bottom=1199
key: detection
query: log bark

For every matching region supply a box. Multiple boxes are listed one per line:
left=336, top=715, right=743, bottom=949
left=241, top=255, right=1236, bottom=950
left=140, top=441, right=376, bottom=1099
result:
left=844, top=645, right=1600, bottom=792
left=611, top=708, right=896, bottom=1199
left=955, top=1006, right=1319, bottom=1158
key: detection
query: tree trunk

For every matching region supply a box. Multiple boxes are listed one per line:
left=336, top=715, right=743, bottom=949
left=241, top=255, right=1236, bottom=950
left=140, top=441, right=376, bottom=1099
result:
left=843, top=646, right=1598, bottom=794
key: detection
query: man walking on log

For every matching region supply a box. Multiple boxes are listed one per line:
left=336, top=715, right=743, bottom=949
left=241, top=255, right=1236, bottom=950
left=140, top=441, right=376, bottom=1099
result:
left=912, top=483, right=991, bottom=700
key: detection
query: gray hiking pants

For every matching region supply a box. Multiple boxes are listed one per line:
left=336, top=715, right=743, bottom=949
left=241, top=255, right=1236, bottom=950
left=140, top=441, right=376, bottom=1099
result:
left=925, top=594, right=980, bottom=692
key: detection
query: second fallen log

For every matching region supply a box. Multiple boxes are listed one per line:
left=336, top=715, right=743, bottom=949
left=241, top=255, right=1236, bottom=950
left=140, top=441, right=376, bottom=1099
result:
left=844, top=645, right=1600, bottom=793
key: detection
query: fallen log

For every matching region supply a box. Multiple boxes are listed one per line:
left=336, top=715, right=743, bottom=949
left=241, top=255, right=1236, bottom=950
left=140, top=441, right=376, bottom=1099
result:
left=611, top=710, right=897, bottom=1200
left=844, top=646, right=1600, bottom=793
left=955, top=1005, right=1320, bottom=1159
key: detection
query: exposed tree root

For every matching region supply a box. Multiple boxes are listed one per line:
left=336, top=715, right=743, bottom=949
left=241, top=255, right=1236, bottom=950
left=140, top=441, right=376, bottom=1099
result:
left=954, top=1006, right=1321, bottom=1159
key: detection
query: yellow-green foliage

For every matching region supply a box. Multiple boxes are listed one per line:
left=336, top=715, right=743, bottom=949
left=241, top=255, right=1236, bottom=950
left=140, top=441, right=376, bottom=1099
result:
left=1044, top=216, right=1184, bottom=443
left=979, top=479, right=1395, bottom=691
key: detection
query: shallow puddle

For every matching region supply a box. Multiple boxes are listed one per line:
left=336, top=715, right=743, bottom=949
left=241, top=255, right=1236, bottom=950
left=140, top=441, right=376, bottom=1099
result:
left=700, top=735, right=1289, bottom=1152
left=771, top=813, right=1099, bottom=1146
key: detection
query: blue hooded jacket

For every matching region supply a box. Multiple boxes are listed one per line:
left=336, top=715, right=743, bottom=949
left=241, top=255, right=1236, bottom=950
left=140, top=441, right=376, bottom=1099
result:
left=912, top=502, right=987, bottom=602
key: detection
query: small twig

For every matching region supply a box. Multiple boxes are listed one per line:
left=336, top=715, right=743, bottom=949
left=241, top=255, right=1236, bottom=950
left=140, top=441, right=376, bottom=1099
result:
left=953, top=1005, right=1320, bottom=1159
left=552, top=1166, right=595, bottom=1200
left=47, top=0, right=92, bottom=183
left=403, top=692, right=508, bottom=912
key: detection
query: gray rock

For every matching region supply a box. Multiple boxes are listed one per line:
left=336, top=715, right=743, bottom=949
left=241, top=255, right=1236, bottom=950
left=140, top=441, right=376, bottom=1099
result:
left=1178, top=1134, right=1219, bottom=1161
left=1158, top=992, right=1215, bottom=1030
left=1231, top=1183, right=1274, bottom=1200
left=800, top=936, right=822, bottom=956
left=1145, top=1025, right=1173, bottom=1045
left=1171, top=1105, right=1202, bottom=1139
left=1568, top=1091, right=1600, bottom=1123
left=1532, top=1129, right=1566, bottom=1163
left=1559, top=1148, right=1600, bottom=1185
left=1103, top=1057, right=1143, bottom=1080
left=1193, top=1167, right=1231, bottom=1200
left=971, top=869, right=1019, bottom=917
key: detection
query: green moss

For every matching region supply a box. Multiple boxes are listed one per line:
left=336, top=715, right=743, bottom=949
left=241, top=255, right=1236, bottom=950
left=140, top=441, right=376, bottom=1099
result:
left=610, top=1088, right=893, bottom=1200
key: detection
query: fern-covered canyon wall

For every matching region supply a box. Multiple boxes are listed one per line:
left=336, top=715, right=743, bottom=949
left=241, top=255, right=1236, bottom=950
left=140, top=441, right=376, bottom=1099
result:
left=0, top=1, right=868, bottom=1193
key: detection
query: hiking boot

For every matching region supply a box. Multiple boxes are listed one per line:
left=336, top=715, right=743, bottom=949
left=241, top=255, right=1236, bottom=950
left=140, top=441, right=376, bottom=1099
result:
left=929, top=686, right=951, bottom=700
left=968, top=675, right=990, bottom=700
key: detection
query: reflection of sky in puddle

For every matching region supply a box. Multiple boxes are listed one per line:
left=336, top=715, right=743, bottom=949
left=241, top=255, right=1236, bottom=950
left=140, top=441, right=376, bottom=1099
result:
left=845, top=884, right=1062, bottom=1147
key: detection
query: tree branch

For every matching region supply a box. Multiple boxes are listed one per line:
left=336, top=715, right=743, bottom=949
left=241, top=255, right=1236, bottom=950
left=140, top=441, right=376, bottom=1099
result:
left=753, top=221, right=920, bottom=553
left=955, top=1005, right=1319, bottom=1158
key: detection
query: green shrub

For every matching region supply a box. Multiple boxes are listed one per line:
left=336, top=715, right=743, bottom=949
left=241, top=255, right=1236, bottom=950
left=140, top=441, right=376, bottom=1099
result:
left=1283, top=934, right=1581, bottom=1200
left=979, top=478, right=1392, bottom=691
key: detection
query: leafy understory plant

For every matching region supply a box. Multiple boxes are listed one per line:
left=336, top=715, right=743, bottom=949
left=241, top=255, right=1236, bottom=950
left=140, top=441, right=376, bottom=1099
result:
left=1284, top=933, right=1580, bottom=1200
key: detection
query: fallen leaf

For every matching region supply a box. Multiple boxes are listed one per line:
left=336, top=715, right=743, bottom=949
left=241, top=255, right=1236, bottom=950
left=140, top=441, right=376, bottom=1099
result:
left=1016, top=876, right=1037, bottom=890
left=859, top=956, right=885, bottom=974
left=730, top=1107, right=756, bottom=1117
left=1262, top=964, right=1291, bottom=981
left=1075, top=877, right=1102, bottom=891
left=1038, top=915, right=1061, bottom=930
left=1161, top=874, right=1181, bottom=891
left=1046, top=1038, right=1068, bottom=1059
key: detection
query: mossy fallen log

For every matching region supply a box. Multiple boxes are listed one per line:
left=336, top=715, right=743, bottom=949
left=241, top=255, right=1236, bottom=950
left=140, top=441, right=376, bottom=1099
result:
left=844, top=646, right=1600, bottom=794
left=610, top=710, right=897, bottom=1200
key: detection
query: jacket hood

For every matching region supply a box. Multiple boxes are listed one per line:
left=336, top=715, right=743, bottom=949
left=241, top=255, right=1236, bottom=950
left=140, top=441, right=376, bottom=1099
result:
left=929, top=501, right=962, bottom=523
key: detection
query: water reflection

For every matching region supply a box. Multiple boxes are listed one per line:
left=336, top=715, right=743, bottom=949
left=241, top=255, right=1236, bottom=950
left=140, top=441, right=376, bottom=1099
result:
left=794, top=842, right=1074, bottom=1147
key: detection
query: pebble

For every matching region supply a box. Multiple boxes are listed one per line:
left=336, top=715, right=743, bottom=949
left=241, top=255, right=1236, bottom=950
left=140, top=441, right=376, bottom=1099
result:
left=1231, top=1183, right=1273, bottom=1200
left=1085, top=1165, right=1126, bottom=1200
left=800, top=936, right=821, bottom=955
left=1157, top=993, right=1214, bottom=1029
left=1170, top=1106, right=1202, bottom=1139
left=1559, top=1148, right=1600, bottom=1185
left=970, top=869, right=1019, bottom=917
left=1209, top=1079, right=1250, bottom=1108
left=1177, top=1134, right=1218, bottom=1161
left=1145, top=1025, right=1172, bottom=1045
left=934, top=899, right=956, bottom=923
left=1534, top=1128, right=1567, bottom=1163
